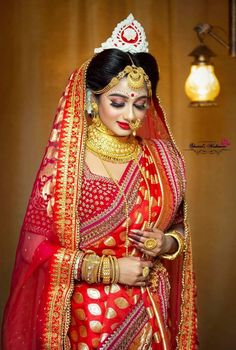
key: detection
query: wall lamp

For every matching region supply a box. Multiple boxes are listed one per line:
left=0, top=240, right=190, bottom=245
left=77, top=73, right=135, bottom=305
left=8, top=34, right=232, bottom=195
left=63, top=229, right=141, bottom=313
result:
left=185, top=0, right=236, bottom=107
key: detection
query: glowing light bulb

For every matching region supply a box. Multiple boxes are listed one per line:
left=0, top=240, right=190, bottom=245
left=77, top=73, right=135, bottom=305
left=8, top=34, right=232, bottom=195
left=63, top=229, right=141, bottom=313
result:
left=185, top=63, right=220, bottom=103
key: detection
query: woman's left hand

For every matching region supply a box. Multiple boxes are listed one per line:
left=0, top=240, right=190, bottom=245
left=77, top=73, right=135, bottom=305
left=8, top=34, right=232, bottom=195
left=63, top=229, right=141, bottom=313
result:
left=128, top=228, right=175, bottom=257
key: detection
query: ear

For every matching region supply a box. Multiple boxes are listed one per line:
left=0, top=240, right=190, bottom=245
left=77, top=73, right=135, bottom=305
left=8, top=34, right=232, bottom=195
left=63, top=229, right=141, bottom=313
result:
left=91, top=92, right=100, bottom=104
left=86, top=89, right=93, bottom=114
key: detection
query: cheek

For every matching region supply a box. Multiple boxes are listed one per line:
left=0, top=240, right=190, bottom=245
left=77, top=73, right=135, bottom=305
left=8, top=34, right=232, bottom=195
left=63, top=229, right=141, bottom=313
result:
left=137, top=110, right=147, bottom=121
left=99, top=103, right=120, bottom=120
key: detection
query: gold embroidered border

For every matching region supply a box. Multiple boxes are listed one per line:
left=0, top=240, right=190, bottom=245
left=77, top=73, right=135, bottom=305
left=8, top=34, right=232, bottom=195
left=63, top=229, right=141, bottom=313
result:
left=43, top=63, right=91, bottom=349
left=176, top=201, right=197, bottom=349
left=53, top=63, right=89, bottom=249
left=41, top=248, right=78, bottom=349
left=144, top=140, right=197, bottom=348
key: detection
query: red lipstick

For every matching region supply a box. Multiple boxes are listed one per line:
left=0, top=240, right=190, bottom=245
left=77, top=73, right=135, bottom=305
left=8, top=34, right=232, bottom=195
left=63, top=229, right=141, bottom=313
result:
left=117, top=121, right=130, bottom=130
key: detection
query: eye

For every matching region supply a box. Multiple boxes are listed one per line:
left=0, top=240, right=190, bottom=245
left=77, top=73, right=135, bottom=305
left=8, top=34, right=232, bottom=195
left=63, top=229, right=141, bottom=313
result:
left=110, top=101, right=125, bottom=108
left=134, top=103, right=148, bottom=110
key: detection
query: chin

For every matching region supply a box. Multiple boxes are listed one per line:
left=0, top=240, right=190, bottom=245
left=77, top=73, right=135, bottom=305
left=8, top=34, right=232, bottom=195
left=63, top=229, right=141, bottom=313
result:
left=115, top=130, right=132, bottom=137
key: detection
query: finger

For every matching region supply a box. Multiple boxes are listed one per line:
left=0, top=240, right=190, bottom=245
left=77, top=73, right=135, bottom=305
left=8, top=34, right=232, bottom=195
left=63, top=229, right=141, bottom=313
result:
left=140, top=260, right=154, bottom=268
left=137, top=269, right=151, bottom=278
left=135, top=281, right=147, bottom=287
left=129, top=233, right=146, bottom=243
left=130, top=229, right=164, bottom=241
left=130, top=229, right=150, bottom=239
left=136, top=272, right=148, bottom=280
left=130, top=240, right=159, bottom=257
left=139, top=248, right=158, bottom=257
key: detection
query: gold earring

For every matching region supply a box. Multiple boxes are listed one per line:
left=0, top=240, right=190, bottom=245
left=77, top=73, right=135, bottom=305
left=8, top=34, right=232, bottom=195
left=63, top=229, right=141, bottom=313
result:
left=91, top=101, right=101, bottom=127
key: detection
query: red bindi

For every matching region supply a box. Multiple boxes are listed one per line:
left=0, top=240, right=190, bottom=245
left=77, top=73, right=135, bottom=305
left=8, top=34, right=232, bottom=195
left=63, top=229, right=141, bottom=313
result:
left=131, top=93, right=135, bottom=97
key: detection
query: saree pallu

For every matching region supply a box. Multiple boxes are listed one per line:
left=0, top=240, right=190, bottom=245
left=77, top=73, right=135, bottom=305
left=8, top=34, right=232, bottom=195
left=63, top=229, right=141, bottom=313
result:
left=2, top=65, right=197, bottom=350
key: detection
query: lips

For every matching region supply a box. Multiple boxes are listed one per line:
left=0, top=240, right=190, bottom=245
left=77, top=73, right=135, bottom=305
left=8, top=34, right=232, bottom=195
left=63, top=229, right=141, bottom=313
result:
left=117, top=121, right=130, bottom=130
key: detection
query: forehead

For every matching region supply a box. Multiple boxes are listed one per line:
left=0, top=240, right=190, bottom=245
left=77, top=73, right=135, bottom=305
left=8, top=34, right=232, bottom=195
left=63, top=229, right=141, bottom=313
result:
left=104, top=77, right=148, bottom=98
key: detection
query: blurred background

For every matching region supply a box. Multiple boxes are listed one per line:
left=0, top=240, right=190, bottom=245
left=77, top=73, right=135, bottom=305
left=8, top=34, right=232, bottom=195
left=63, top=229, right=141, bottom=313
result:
left=0, top=1, right=235, bottom=349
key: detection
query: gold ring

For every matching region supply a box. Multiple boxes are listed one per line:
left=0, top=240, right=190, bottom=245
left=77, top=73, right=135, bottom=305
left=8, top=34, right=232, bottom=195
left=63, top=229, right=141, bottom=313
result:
left=144, top=238, right=157, bottom=250
left=142, top=266, right=150, bottom=278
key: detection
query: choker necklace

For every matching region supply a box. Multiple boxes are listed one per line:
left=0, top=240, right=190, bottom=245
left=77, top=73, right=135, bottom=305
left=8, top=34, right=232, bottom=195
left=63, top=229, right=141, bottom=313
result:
left=86, top=117, right=141, bottom=163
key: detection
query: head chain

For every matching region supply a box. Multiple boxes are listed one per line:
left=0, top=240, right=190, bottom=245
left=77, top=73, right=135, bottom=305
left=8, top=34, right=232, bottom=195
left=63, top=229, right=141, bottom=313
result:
left=92, top=65, right=152, bottom=97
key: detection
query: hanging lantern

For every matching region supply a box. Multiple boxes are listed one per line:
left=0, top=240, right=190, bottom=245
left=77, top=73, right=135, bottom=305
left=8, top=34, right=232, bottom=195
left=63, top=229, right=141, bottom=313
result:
left=185, top=44, right=220, bottom=107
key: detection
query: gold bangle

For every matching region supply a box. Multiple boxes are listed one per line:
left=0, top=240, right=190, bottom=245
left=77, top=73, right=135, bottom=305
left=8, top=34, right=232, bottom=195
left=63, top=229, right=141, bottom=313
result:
left=82, top=255, right=91, bottom=283
left=77, top=252, right=85, bottom=281
left=73, top=252, right=81, bottom=280
left=81, top=254, right=89, bottom=281
left=89, top=254, right=100, bottom=284
left=102, top=256, right=111, bottom=284
left=161, top=231, right=185, bottom=260
left=109, top=256, right=115, bottom=283
left=81, top=254, right=100, bottom=284
left=97, top=255, right=105, bottom=283
left=113, top=256, right=120, bottom=284
left=73, top=251, right=85, bottom=280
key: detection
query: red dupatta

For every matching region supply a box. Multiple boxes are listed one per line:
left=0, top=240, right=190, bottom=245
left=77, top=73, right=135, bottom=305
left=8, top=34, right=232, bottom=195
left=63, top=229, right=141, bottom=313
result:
left=2, top=61, right=197, bottom=349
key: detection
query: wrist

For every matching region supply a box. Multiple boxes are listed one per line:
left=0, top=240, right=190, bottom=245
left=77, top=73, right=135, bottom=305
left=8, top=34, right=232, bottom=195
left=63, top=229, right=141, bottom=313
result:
left=161, top=231, right=185, bottom=260
left=164, top=235, right=178, bottom=254
left=80, top=254, right=120, bottom=284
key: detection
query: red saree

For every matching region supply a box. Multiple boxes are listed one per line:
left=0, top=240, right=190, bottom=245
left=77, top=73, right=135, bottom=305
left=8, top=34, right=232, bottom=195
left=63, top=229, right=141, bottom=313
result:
left=2, top=62, right=197, bottom=349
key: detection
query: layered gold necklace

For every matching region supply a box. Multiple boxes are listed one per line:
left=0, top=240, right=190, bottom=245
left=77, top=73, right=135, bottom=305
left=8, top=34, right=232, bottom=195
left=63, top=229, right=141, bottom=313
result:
left=86, top=117, right=141, bottom=163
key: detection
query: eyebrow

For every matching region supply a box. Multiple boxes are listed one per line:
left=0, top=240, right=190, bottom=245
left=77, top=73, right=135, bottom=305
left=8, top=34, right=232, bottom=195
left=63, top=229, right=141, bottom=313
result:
left=108, top=93, right=149, bottom=100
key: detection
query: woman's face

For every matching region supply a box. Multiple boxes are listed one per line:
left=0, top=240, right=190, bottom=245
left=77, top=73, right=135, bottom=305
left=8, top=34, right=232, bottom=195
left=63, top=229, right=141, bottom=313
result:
left=96, top=77, right=150, bottom=137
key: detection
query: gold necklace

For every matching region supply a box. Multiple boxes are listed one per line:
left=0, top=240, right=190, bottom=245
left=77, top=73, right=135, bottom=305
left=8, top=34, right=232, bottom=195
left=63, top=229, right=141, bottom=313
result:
left=99, top=157, right=152, bottom=256
left=86, top=118, right=141, bottom=163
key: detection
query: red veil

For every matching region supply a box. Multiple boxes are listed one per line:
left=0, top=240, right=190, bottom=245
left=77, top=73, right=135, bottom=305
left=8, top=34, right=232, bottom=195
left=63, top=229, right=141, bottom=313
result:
left=2, top=61, right=197, bottom=349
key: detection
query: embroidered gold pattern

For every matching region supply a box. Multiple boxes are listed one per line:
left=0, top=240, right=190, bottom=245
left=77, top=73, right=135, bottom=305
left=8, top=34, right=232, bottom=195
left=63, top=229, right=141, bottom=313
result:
left=42, top=64, right=91, bottom=349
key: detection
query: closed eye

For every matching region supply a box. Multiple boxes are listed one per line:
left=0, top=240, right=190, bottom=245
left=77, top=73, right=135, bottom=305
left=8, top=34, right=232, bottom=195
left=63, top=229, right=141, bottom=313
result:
left=134, top=104, right=148, bottom=110
left=110, top=102, right=125, bottom=108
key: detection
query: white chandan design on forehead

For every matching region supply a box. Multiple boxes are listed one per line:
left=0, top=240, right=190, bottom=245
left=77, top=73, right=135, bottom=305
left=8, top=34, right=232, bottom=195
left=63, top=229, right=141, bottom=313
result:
left=94, top=14, right=149, bottom=54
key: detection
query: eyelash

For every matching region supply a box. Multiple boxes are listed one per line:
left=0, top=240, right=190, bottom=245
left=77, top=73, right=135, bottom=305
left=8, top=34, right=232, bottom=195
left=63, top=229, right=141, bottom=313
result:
left=110, top=102, right=148, bottom=110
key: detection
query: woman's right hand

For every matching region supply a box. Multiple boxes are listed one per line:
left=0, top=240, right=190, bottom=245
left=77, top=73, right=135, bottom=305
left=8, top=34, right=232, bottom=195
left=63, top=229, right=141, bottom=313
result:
left=117, top=256, right=153, bottom=287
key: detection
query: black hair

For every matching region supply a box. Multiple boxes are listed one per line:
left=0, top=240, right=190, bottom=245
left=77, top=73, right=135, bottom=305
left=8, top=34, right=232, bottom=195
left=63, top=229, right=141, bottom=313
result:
left=86, top=49, right=159, bottom=96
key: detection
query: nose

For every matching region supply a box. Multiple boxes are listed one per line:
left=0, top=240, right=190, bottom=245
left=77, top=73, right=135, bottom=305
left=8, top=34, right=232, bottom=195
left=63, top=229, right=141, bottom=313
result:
left=123, top=104, right=135, bottom=122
